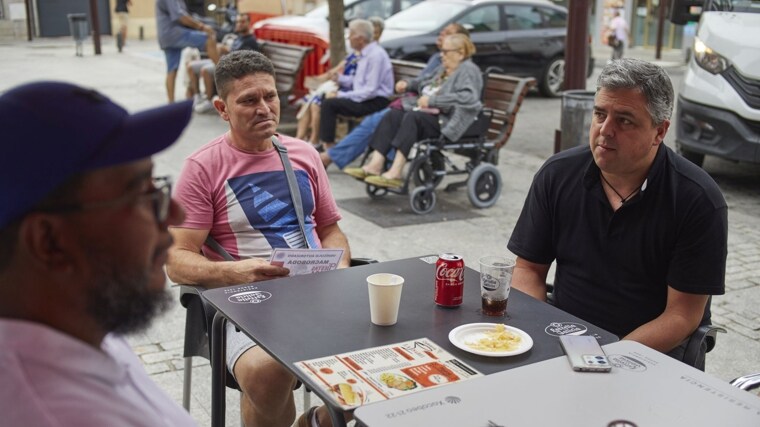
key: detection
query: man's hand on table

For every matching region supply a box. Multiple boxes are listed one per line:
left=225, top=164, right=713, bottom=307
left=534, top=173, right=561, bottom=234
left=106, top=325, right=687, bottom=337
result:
left=225, top=257, right=290, bottom=284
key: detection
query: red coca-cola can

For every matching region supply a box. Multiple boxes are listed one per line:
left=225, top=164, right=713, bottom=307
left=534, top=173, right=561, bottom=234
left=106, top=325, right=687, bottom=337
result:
left=435, top=253, right=465, bottom=307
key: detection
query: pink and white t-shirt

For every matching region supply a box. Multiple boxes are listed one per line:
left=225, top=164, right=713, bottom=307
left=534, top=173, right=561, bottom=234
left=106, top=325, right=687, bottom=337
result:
left=174, top=133, right=342, bottom=260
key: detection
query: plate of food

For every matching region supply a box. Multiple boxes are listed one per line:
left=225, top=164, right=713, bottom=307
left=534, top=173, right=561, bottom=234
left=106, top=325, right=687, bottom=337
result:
left=378, top=372, right=418, bottom=391
left=331, top=382, right=365, bottom=407
left=448, top=323, right=533, bottom=357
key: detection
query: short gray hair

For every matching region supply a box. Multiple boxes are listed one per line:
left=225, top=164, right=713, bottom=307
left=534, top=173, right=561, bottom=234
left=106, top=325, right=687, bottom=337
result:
left=215, top=50, right=276, bottom=101
left=349, top=19, right=374, bottom=43
left=596, top=58, right=674, bottom=126
left=368, top=16, right=384, bottom=33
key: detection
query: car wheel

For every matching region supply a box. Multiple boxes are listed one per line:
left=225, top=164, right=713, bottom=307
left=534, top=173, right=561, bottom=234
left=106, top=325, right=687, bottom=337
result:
left=677, top=144, right=705, bottom=168
left=539, top=57, right=565, bottom=98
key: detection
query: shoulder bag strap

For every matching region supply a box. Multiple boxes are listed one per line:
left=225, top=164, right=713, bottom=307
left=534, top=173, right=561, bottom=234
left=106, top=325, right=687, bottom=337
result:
left=204, top=236, right=235, bottom=261
left=271, top=136, right=312, bottom=249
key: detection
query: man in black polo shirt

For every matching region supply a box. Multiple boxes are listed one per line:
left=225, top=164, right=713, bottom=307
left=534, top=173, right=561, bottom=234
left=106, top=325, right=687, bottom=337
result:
left=508, top=59, right=727, bottom=366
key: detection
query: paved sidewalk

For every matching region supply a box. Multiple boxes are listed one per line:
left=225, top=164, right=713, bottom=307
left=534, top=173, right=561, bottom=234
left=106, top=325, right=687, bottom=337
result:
left=1, top=37, right=758, bottom=427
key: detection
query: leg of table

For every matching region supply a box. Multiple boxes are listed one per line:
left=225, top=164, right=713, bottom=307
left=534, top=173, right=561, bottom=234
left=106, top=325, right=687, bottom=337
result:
left=327, top=406, right=348, bottom=427
left=211, top=312, right=227, bottom=427
left=182, top=356, right=192, bottom=410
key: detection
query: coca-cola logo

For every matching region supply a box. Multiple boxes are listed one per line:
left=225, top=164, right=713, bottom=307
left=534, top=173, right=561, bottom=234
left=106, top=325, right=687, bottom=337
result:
left=436, top=265, right=463, bottom=282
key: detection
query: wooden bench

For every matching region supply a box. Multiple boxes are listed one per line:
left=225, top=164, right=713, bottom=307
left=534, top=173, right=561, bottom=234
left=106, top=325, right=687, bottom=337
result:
left=258, top=40, right=313, bottom=103
left=391, top=58, right=427, bottom=87
left=480, top=72, right=536, bottom=151
left=337, top=59, right=427, bottom=135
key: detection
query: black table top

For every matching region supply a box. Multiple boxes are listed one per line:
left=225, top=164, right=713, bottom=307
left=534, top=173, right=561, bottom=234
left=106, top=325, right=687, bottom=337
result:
left=202, top=256, right=618, bottom=379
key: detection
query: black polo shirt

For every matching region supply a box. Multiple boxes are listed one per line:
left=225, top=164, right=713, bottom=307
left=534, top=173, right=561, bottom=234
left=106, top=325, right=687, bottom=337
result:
left=508, top=144, right=727, bottom=337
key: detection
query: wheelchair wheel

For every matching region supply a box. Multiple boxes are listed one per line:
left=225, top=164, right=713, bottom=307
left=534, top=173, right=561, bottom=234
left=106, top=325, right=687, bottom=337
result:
left=410, top=186, right=437, bottom=215
left=410, top=152, right=445, bottom=188
left=467, top=163, right=502, bottom=208
left=366, top=184, right=388, bottom=199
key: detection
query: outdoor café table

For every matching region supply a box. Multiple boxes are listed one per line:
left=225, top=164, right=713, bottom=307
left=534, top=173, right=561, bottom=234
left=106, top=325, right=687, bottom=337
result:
left=353, top=340, right=760, bottom=427
left=202, top=255, right=618, bottom=427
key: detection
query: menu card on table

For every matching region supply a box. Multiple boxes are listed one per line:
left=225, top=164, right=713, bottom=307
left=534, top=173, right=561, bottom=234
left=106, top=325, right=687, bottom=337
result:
left=295, top=338, right=483, bottom=410
left=269, top=248, right=344, bottom=276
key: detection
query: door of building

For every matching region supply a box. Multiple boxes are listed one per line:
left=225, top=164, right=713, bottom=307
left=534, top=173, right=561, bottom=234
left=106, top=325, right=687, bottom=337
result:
left=632, top=0, right=683, bottom=48
left=37, top=0, right=111, bottom=37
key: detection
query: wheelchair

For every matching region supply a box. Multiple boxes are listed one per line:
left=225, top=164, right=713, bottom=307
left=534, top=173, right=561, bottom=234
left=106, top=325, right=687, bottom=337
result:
left=359, top=71, right=535, bottom=214
left=364, top=108, right=503, bottom=214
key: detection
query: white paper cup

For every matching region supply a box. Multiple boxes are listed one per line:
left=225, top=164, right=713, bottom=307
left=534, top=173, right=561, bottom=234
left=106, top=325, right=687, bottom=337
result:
left=367, top=273, right=404, bottom=326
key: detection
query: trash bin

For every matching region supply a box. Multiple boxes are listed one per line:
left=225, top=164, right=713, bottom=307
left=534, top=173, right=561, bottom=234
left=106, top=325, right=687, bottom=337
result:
left=560, top=90, right=595, bottom=151
left=67, top=13, right=89, bottom=57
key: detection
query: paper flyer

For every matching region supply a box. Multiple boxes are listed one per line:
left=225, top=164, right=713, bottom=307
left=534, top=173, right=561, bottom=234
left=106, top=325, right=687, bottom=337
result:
left=269, top=248, right=344, bottom=276
left=295, top=338, right=483, bottom=410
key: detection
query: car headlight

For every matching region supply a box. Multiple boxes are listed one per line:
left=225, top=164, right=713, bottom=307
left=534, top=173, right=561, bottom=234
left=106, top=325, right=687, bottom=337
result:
left=693, top=37, right=730, bottom=74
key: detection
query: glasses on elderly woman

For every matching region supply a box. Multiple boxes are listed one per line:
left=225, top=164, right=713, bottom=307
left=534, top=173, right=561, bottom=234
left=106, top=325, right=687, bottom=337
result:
left=440, top=48, right=462, bottom=55
left=39, top=176, right=173, bottom=224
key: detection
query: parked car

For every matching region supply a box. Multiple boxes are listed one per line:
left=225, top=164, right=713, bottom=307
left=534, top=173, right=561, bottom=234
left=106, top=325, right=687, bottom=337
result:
left=253, top=0, right=425, bottom=38
left=379, top=0, right=594, bottom=97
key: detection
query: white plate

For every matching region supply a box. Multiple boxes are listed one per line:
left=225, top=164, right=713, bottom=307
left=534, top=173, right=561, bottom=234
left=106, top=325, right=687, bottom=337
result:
left=448, top=323, right=534, bottom=357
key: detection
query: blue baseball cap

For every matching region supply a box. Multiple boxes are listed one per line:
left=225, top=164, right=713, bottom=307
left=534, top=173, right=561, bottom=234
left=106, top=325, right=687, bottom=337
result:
left=0, top=81, right=193, bottom=228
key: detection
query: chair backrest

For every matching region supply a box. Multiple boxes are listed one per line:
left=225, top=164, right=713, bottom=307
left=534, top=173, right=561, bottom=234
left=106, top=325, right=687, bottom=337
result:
left=391, top=58, right=426, bottom=84
left=259, top=40, right=313, bottom=99
left=481, top=73, right=536, bottom=149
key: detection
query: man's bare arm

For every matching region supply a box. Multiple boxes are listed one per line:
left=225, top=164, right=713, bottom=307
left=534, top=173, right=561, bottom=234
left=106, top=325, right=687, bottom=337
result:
left=166, top=227, right=289, bottom=288
left=512, top=257, right=550, bottom=302
left=315, top=222, right=351, bottom=268
left=623, top=287, right=708, bottom=353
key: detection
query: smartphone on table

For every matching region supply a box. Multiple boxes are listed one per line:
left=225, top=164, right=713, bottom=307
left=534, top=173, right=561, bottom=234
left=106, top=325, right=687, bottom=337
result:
left=559, top=335, right=612, bottom=372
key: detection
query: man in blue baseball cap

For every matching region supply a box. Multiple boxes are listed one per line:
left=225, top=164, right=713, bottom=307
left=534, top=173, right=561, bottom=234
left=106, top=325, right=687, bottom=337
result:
left=0, top=81, right=197, bottom=426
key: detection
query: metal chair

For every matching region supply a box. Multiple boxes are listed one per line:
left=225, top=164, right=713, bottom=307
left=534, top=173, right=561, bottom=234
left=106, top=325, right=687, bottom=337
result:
left=730, top=372, right=760, bottom=393
left=179, top=257, right=379, bottom=412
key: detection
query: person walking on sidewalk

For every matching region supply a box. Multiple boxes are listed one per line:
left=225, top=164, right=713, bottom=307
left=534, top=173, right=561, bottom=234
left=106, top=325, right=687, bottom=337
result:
left=507, top=59, right=727, bottom=369
left=167, top=50, right=351, bottom=427
left=608, top=10, right=630, bottom=60
left=115, top=0, right=131, bottom=52
left=156, top=0, right=219, bottom=102
left=0, top=81, right=195, bottom=426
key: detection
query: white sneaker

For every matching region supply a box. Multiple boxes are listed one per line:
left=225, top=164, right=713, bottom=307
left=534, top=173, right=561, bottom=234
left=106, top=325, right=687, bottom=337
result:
left=192, top=94, right=204, bottom=107
left=194, top=99, right=215, bottom=114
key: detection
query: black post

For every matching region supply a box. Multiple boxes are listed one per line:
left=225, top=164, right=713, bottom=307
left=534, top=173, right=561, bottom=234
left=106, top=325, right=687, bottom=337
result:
left=89, top=0, right=102, bottom=55
left=564, top=0, right=591, bottom=91
left=656, top=0, right=667, bottom=59
left=24, top=0, right=33, bottom=41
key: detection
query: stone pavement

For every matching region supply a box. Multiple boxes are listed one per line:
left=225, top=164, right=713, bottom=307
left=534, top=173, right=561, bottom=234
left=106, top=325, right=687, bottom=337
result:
left=1, top=36, right=758, bottom=427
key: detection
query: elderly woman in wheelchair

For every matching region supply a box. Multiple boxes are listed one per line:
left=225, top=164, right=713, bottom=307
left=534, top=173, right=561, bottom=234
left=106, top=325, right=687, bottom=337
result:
left=344, top=33, right=482, bottom=189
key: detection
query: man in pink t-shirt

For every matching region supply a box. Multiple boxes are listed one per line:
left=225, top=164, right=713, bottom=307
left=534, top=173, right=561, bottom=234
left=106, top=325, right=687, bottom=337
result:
left=168, top=50, right=351, bottom=427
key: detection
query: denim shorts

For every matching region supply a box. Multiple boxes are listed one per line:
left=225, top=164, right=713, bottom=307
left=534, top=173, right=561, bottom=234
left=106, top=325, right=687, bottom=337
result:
left=163, top=29, right=208, bottom=72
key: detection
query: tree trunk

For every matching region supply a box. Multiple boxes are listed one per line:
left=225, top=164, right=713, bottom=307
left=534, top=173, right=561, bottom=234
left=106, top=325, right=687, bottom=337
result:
left=326, top=0, right=346, bottom=68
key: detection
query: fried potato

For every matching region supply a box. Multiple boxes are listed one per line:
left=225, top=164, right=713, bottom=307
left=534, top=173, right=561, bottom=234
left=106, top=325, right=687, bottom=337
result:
left=466, top=324, right=521, bottom=352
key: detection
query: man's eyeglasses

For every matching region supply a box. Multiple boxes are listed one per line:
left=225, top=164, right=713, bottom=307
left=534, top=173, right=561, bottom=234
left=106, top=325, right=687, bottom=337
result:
left=41, top=176, right=173, bottom=224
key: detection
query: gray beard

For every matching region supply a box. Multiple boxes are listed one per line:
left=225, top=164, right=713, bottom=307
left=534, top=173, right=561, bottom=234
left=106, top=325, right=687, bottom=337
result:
left=84, top=254, right=173, bottom=335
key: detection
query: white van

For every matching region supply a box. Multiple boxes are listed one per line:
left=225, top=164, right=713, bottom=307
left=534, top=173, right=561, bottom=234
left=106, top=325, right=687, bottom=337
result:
left=670, top=0, right=760, bottom=167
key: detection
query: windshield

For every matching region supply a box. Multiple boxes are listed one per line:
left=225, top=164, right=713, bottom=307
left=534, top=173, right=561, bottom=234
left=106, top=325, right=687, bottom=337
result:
left=708, top=0, right=760, bottom=12
left=385, top=2, right=469, bottom=32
